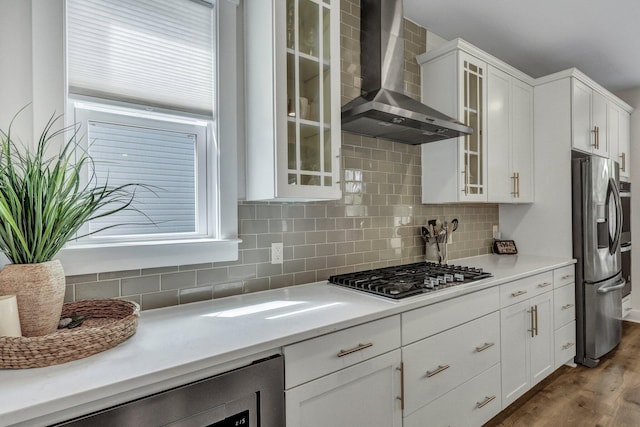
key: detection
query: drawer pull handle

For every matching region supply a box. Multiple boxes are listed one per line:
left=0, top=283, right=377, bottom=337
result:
left=511, top=290, right=527, bottom=297
left=538, top=282, right=552, bottom=288
left=562, top=342, right=575, bottom=350
left=426, top=364, right=450, bottom=377
left=475, top=342, right=495, bottom=353
left=337, top=342, right=373, bottom=358
left=476, top=395, right=496, bottom=409
left=625, top=307, right=633, bottom=312
left=561, top=274, right=574, bottom=280
left=562, top=303, right=575, bottom=310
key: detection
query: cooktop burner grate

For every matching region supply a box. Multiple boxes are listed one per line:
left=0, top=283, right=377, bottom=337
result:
left=328, top=262, right=492, bottom=300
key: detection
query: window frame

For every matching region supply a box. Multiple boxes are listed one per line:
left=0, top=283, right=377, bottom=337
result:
left=53, top=0, right=240, bottom=275
left=69, top=99, right=214, bottom=243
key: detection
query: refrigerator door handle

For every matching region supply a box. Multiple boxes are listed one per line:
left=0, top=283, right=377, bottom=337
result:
left=607, top=178, right=623, bottom=255
left=597, top=278, right=626, bottom=294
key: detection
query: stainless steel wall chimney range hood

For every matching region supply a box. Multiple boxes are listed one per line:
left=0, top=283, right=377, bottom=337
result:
left=341, top=0, right=472, bottom=145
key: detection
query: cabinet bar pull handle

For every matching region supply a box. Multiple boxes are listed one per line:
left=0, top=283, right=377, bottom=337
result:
left=426, top=364, right=450, bottom=377
left=537, top=282, right=552, bottom=288
left=396, top=363, right=404, bottom=410
left=337, top=342, right=373, bottom=357
left=625, top=307, right=633, bottom=312
left=462, top=170, right=468, bottom=195
left=562, top=342, right=575, bottom=350
left=621, top=152, right=626, bottom=172
left=476, top=395, right=496, bottom=409
left=475, top=342, right=495, bottom=353
left=562, top=303, right=575, bottom=310
left=534, top=305, right=539, bottom=336
left=528, top=307, right=535, bottom=337
left=516, top=172, right=520, bottom=198
left=561, top=274, right=574, bottom=280
left=511, top=290, right=527, bottom=297
left=511, top=173, right=517, bottom=196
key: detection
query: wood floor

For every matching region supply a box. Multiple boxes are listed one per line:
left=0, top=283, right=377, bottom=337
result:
left=485, top=321, right=640, bottom=427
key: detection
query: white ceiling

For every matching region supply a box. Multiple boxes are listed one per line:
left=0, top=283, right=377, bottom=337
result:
left=403, top=0, right=640, bottom=93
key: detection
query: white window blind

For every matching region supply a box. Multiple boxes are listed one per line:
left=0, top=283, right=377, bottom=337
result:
left=87, top=121, right=198, bottom=237
left=66, top=0, right=215, bottom=116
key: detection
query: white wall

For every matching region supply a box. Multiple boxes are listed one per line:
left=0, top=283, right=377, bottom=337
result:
left=0, top=0, right=64, bottom=147
left=615, top=87, right=640, bottom=315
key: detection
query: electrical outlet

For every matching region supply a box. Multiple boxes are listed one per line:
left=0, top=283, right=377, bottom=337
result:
left=271, top=242, right=283, bottom=264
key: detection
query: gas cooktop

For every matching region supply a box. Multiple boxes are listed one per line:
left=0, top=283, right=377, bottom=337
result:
left=328, top=262, right=492, bottom=300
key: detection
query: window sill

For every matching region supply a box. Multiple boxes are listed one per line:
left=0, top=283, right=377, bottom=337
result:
left=56, top=239, right=241, bottom=276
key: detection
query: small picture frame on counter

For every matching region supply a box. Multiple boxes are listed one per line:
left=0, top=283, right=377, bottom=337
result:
left=493, top=239, right=518, bottom=255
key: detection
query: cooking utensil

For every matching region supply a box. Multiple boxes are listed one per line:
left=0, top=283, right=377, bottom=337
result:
left=421, top=226, right=430, bottom=242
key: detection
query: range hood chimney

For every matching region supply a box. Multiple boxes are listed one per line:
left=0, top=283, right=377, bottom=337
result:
left=341, top=0, right=472, bottom=145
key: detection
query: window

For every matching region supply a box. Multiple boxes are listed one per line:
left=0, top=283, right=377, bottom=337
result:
left=59, top=0, right=240, bottom=274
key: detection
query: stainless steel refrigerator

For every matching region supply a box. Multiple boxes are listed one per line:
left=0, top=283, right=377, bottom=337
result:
left=572, top=154, right=626, bottom=367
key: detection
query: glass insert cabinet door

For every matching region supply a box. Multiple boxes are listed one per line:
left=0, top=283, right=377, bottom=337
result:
left=459, top=52, right=486, bottom=201
left=284, top=0, right=340, bottom=196
left=244, top=0, right=340, bottom=201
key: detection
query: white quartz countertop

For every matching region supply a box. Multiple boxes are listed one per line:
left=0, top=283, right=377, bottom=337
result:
left=0, top=254, right=574, bottom=426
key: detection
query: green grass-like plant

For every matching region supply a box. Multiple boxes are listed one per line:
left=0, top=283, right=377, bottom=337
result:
left=0, top=112, right=140, bottom=264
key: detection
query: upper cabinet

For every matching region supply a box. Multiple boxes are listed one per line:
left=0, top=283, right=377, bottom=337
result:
left=244, top=0, right=341, bottom=201
left=487, top=66, right=534, bottom=203
left=572, top=79, right=609, bottom=158
left=418, top=39, right=534, bottom=204
left=608, top=102, right=631, bottom=182
left=418, top=46, right=488, bottom=203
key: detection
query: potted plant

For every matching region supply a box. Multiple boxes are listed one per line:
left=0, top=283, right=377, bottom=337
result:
left=0, top=112, right=139, bottom=337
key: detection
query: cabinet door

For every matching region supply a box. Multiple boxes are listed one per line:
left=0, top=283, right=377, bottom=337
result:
left=286, top=350, right=402, bottom=427
left=245, top=0, right=341, bottom=201
left=530, top=291, right=554, bottom=386
left=608, top=103, right=620, bottom=169
left=592, top=91, right=608, bottom=157
left=619, top=111, right=630, bottom=181
left=511, top=78, right=534, bottom=202
left=487, top=66, right=511, bottom=203
left=458, top=52, right=487, bottom=202
left=572, top=79, right=593, bottom=153
left=500, top=300, right=530, bottom=407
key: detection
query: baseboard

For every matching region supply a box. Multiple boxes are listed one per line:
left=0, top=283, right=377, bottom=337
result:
left=623, top=309, right=640, bottom=323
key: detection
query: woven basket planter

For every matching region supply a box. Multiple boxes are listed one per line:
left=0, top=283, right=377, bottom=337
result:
left=0, top=260, right=66, bottom=337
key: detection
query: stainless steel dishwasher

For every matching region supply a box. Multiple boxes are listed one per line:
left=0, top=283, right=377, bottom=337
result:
left=55, top=355, right=284, bottom=426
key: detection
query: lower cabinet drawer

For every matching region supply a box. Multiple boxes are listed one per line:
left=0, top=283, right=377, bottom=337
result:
left=623, top=295, right=632, bottom=319
left=554, top=320, right=576, bottom=369
left=403, top=311, right=500, bottom=415
left=553, top=265, right=575, bottom=288
left=404, top=363, right=502, bottom=427
left=284, top=315, right=400, bottom=388
left=554, top=283, right=576, bottom=329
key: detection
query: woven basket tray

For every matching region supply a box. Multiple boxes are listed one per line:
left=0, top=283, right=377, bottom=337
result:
left=0, top=299, right=139, bottom=369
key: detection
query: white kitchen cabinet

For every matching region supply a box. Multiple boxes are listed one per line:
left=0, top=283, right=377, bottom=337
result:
left=245, top=0, right=341, bottom=201
left=572, top=78, right=608, bottom=157
left=401, top=286, right=501, bottom=425
left=553, top=265, right=576, bottom=368
left=404, top=363, right=502, bottom=427
left=487, top=66, right=534, bottom=203
left=500, top=282, right=554, bottom=408
left=285, top=350, right=403, bottom=427
left=609, top=103, right=631, bottom=181
left=419, top=46, right=488, bottom=203
left=284, top=316, right=402, bottom=426
left=623, top=294, right=632, bottom=319
left=403, top=312, right=500, bottom=415
left=418, top=38, right=536, bottom=204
